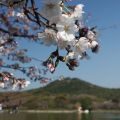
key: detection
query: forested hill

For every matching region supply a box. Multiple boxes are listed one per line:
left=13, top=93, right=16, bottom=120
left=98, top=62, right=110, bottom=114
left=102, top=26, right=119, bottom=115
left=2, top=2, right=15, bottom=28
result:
left=33, top=77, right=120, bottom=100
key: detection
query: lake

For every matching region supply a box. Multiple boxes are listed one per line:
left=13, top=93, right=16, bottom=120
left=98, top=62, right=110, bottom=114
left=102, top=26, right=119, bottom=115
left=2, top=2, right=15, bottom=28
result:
left=0, top=111, right=120, bottom=120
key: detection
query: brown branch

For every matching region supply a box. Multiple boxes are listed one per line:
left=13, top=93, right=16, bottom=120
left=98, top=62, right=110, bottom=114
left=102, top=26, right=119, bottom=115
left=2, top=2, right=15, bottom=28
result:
left=12, top=0, right=25, bottom=5
left=30, top=0, right=41, bottom=27
left=0, top=65, right=22, bottom=71
left=23, top=7, right=37, bottom=23
left=0, top=27, right=37, bottom=39
left=0, top=38, right=13, bottom=47
left=23, top=7, right=49, bottom=27
left=25, top=0, right=28, bottom=7
left=8, top=0, right=25, bottom=7
left=0, top=13, right=12, bottom=27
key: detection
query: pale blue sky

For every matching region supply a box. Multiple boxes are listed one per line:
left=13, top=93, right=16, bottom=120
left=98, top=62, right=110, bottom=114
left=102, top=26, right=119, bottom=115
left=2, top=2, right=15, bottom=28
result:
left=1, top=0, right=120, bottom=90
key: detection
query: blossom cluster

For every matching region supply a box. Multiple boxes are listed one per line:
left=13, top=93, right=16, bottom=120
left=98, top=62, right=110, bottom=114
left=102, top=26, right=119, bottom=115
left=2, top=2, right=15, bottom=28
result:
left=39, top=0, right=99, bottom=72
left=0, top=64, right=50, bottom=90
left=0, top=71, right=30, bottom=90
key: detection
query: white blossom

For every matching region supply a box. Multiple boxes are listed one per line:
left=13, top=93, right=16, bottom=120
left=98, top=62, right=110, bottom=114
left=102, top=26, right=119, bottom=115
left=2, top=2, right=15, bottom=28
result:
left=74, top=37, right=90, bottom=57
left=0, top=82, right=5, bottom=88
left=40, top=0, right=62, bottom=23
left=56, top=14, right=78, bottom=48
left=87, top=30, right=96, bottom=41
left=16, top=12, right=25, bottom=18
left=89, top=40, right=99, bottom=49
left=65, top=51, right=76, bottom=60
left=38, top=28, right=57, bottom=46
left=71, top=4, right=84, bottom=20
left=24, top=81, right=31, bottom=87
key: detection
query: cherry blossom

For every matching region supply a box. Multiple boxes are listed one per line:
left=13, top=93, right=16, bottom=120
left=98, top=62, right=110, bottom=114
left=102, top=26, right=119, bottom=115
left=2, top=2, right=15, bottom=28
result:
left=0, top=0, right=100, bottom=90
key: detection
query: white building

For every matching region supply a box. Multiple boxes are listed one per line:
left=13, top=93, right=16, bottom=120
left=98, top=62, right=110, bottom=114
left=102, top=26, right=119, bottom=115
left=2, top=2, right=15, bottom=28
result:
left=0, top=103, right=2, bottom=111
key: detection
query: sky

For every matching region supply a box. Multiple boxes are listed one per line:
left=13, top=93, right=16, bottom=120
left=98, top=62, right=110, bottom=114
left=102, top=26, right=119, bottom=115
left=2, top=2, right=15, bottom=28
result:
left=22, top=0, right=120, bottom=88
left=1, top=0, right=120, bottom=90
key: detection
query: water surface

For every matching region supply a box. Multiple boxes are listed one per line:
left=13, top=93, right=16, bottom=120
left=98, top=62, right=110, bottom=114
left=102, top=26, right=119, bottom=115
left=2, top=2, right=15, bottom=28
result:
left=0, top=112, right=120, bottom=120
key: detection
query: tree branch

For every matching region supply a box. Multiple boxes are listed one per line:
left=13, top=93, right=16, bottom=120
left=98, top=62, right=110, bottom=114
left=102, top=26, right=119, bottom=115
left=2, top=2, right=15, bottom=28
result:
left=0, top=27, right=37, bottom=39
left=30, top=0, right=41, bottom=27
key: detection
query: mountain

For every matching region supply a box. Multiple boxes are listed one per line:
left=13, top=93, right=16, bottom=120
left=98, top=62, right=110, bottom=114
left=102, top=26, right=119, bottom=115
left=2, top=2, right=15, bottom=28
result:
left=33, top=77, right=120, bottom=100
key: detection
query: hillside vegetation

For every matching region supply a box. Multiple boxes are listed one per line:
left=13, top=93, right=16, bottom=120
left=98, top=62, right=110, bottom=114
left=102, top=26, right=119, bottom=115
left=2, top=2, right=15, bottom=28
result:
left=0, top=78, right=120, bottom=110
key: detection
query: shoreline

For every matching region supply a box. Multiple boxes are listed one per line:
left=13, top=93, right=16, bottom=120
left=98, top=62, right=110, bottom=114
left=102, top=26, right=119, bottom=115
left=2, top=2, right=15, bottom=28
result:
left=22, top=109, right=120, bottom=113
left=1, top=109, right=120, bottom=114
left=21, top=110, right=77, bottom=113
